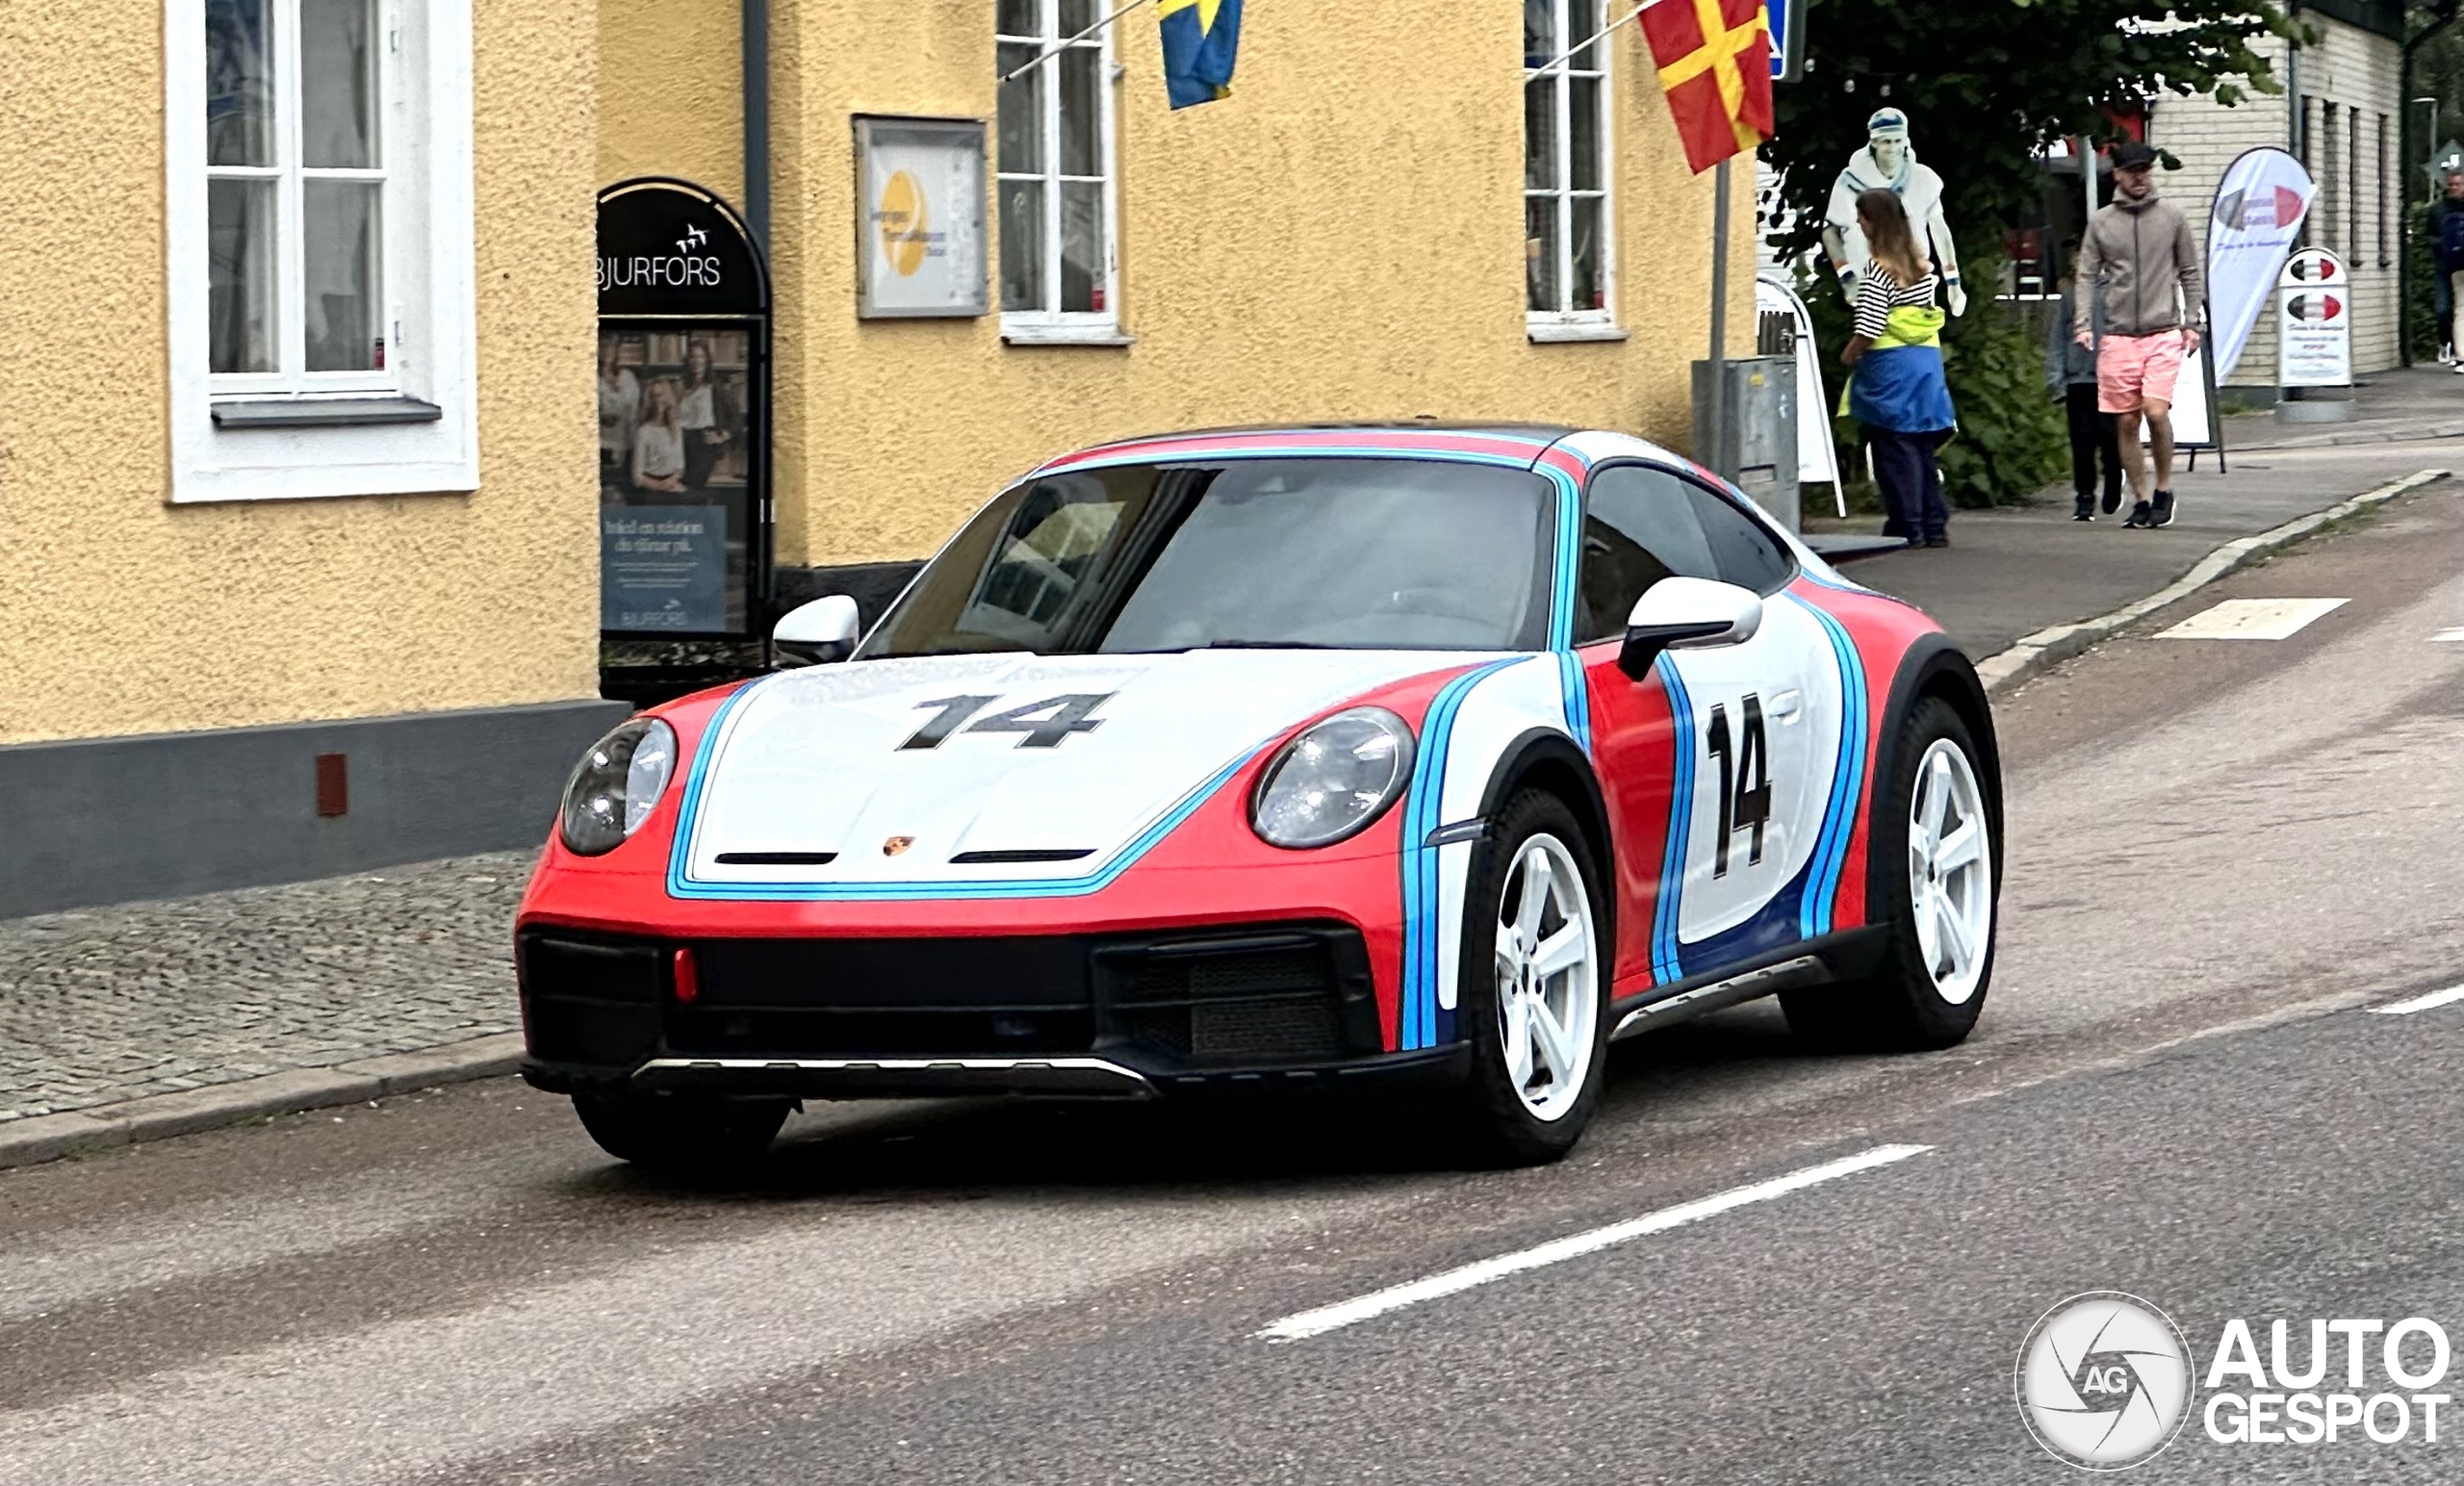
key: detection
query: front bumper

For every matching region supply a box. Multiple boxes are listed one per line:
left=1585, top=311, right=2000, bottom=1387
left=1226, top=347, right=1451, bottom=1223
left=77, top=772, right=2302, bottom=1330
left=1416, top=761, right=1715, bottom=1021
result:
left=518, top=923, right=1466, bottom=1100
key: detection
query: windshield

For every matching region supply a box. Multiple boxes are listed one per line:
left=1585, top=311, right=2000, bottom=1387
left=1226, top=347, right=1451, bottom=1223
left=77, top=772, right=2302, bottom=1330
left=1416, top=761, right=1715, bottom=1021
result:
left=857, top=458, right=1558, bottom=658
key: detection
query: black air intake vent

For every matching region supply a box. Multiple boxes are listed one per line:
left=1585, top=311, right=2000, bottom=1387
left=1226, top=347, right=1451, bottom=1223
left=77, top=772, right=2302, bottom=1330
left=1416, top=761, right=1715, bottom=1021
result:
left=949, top=848, right=1096, bottom=863
left=714, top=851, right=839, bottom=865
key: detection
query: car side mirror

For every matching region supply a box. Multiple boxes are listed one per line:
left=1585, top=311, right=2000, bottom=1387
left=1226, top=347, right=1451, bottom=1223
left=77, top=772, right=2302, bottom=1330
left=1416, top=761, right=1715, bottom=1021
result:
left=773, top=595, right=860, bottom=668
left=1617, top=576, right=1763, bottom=680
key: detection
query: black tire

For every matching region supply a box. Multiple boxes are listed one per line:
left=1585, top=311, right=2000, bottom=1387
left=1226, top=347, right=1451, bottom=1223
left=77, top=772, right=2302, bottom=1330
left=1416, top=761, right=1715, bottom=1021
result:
left=572, top=1090, right=792, bottom=1173
left=1783, top=695, right=1997, bottom=1050
left=1443, top=789, right=1612, bottom=1167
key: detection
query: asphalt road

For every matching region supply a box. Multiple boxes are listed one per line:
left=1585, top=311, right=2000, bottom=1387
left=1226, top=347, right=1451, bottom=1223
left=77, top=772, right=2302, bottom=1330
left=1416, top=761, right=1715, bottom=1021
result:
left=2, top=487, right=2458, bottom=1486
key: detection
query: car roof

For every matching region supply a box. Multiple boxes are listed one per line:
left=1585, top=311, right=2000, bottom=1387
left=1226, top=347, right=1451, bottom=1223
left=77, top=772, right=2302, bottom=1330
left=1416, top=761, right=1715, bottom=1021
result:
left=1093, top=420, right=1581, bottom=443
left=1036, top=422, right=1593, bottom=474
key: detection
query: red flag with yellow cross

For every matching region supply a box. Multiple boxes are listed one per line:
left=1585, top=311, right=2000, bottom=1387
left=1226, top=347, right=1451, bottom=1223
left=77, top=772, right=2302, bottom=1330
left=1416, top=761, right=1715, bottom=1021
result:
left=1639, top=0, right=1774, bottom=174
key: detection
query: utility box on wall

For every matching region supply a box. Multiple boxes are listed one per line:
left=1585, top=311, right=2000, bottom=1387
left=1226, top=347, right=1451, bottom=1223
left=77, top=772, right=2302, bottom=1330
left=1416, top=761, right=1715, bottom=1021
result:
left=1691, top=356, right=1800, bottom=534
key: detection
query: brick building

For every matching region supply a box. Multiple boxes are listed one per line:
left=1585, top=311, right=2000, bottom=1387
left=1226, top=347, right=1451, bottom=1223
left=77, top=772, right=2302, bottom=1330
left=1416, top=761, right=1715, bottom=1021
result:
left=2149, top=0, right=2407, bottom=386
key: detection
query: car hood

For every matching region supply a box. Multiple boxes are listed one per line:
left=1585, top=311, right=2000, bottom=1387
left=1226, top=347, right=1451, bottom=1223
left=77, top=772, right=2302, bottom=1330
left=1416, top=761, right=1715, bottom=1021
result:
left=673, top=650, right=1486, bottom=892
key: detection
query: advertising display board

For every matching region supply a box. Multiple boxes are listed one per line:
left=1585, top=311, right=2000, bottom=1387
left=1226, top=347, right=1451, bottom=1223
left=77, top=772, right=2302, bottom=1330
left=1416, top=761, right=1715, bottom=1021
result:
left=2205, top=148, right=2314, bottom=380
left=2277, top=248, right=2352, bottom=388
left=596, top=179, right=772, bottom=655
left=854, top=115, right=988, bottom=319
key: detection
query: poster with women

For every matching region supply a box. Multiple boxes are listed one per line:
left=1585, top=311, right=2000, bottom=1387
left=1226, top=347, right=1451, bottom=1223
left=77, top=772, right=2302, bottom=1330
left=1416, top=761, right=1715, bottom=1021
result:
left=2206, top=148, right=2315, bottom=379
left=598, top=326, right=752, bottom=633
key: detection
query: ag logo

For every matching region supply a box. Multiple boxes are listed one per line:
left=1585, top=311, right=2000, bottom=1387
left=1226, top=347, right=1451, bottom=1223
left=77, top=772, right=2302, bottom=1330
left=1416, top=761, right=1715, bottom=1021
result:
left=2016, top=1293, right=2195, bottom=1471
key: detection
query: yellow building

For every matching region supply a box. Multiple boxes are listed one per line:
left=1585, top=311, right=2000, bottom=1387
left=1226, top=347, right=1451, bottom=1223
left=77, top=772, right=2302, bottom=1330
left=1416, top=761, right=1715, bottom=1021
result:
left=600, top=0, right=1760, bottom=614
left=0, top=0, right=1757, bottom=916
left=0, top=0, right=618, bottom=915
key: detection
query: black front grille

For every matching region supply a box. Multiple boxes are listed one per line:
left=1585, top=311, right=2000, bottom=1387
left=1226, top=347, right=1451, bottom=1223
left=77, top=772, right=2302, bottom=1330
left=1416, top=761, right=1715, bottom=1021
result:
left=676, top=935, right=1096, bottom=1058
left=523, top=924, right=1379, bottom=1074
left=1095, top=933, right=1375, bottom=1067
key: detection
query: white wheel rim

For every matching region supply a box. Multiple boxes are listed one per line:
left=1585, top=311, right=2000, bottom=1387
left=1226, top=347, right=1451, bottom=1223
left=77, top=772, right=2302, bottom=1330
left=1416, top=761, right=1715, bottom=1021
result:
left=1492, top=833, right=1600, bottom=1121
left=1907, top=738, right=1994, bottom=1006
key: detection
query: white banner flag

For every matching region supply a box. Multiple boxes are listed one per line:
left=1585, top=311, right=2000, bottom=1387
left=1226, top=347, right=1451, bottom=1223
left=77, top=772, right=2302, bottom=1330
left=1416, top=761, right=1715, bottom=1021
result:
left=2205, top=147, right=2314, bottom=380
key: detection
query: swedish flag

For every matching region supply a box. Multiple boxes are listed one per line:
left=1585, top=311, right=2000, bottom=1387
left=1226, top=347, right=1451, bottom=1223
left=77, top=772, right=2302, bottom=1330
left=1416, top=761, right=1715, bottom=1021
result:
left=1159, top=0, right=1243, bottom=109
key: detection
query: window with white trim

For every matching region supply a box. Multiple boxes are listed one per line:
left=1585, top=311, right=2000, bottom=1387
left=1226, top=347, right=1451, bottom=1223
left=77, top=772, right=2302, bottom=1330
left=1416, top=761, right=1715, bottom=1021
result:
left=995, top=0, right=1122, bottom=339
left=1524, top=0, right=1616, bottom=330
left=169, top=0, right=479, bottom=501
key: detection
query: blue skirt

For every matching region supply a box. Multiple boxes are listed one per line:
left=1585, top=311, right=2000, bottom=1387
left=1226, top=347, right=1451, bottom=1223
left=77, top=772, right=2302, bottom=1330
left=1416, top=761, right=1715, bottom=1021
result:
left=1850, top=345, right=1956, bottom=434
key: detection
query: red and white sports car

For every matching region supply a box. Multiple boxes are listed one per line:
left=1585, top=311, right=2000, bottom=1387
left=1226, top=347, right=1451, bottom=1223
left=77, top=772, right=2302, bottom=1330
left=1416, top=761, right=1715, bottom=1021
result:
left=519, top=424, right=2001, bottom=1168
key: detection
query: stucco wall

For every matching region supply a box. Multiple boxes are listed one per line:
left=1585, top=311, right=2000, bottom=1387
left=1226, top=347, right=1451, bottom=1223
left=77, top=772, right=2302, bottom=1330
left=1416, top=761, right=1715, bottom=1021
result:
left=0, top=0, right=603, bottom=746
left=611, top=0, right=1757, bottom=570
left=599, top=0, right=745, bottom=200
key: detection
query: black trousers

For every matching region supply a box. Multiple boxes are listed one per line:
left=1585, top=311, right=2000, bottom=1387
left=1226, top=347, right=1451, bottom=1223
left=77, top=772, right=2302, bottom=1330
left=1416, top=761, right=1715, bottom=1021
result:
left=1868, top=427, right=1950, bottom=542
left=2065, top=383, right=2122, bottom=502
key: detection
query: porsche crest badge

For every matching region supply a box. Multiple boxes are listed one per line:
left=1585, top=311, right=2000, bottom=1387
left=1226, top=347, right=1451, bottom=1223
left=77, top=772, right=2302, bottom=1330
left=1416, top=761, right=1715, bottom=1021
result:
left=882, top=835, right=915, bottom=857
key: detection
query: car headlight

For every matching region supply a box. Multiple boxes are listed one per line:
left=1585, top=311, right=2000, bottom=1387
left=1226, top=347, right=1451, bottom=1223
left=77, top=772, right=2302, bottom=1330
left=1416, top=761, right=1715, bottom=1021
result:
left=558, top=718, right=679, bottom=856
left=1250, top=707, right=1417, bottom=850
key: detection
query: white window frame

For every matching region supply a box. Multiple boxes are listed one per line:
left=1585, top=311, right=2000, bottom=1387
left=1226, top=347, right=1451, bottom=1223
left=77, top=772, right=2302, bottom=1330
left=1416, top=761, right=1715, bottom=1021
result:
left=1524, top=0, right=1621, bottom=340
left=167, top=0, right=479, bottom=502
left=995, top=1, right=1124, bottom=344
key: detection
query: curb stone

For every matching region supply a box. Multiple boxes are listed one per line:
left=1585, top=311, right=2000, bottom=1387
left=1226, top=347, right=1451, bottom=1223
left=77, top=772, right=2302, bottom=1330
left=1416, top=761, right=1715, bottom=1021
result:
left=1974, top=467, right=2453, bottom=695
left=0, top=1033, right=523, bottom=1172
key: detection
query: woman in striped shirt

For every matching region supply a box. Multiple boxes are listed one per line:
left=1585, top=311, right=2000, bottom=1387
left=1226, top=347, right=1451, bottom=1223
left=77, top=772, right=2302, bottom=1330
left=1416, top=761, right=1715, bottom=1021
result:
left=1841, top=189, right=1958, bottom=548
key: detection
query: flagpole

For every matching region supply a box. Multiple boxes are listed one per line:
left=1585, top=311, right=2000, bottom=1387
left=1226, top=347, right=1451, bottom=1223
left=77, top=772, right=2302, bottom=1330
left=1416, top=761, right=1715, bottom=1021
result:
left=1001, top=0, right=1156, bottom=83
left=1528, top=2, right=1651, bottom=75
left=1707, top=157, right=1732, bottom=480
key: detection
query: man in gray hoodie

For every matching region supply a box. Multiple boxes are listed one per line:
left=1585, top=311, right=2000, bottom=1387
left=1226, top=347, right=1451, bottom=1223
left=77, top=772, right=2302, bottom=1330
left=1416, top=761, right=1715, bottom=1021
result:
left=2073, top=141, right=2204, bottom=529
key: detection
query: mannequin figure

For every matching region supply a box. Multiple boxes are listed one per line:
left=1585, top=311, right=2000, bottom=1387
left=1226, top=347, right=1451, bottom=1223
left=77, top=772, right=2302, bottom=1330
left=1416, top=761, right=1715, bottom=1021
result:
left=1823, top=108, right=1967, bottom=316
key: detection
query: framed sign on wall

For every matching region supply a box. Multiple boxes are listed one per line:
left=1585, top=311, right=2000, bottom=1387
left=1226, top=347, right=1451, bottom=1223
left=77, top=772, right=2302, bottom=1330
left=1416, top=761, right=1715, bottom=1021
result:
left=853, top=115, right=988, bottom=319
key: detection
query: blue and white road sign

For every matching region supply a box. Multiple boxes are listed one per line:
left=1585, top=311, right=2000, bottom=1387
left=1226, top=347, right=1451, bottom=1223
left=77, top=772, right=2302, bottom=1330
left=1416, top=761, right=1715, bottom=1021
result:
left=1770, top=0, right=1805, bottom=83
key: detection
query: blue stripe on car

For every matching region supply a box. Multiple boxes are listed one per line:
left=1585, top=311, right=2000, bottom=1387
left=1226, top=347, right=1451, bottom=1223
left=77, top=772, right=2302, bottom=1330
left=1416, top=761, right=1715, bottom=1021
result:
left=1795, top=598, right=1870, bottom=939
left=1397, top=657, right=1524, bottom=1050
left=1649, top=652, right=1697, bottom=984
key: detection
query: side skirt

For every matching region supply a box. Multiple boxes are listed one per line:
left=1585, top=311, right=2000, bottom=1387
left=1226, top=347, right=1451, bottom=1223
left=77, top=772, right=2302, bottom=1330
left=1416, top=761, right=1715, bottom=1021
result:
left=1607, top=927, right=1891, bottom=1041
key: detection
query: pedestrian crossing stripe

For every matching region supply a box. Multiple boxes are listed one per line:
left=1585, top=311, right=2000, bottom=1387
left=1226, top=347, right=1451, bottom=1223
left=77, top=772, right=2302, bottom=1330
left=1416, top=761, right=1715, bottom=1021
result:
left=2429, top=628, right=2464, bottom=643
left=2156, top=598, right=2349, bottom=641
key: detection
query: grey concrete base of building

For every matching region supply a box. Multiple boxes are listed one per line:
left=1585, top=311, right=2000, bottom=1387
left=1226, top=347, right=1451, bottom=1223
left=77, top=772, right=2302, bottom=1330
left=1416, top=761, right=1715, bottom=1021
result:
left=1, top=699, right=629, bottom=920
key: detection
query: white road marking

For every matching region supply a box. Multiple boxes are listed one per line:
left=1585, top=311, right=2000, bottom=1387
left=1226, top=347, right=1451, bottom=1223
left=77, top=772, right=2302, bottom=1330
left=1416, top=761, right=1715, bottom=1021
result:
left=1255, top=1143, right=1933, bottom=1344
left=2430, top=628, right=2464, bottom=643
left=2369, top=984, right=2464, bottom=1015
left=2156, top=598, right=2349, bottom=642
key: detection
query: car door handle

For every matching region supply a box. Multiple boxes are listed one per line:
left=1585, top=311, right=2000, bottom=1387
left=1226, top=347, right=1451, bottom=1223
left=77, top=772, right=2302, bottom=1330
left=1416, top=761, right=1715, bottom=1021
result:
left=1767, top=689, right=1804, bottom=723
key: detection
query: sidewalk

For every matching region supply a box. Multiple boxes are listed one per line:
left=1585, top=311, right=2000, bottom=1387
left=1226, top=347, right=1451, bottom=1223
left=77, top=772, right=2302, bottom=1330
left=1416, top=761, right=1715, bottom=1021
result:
left=2225, top=365, right=2464, bottom=451
left=1, top=431, right=2454, bottom=1167
left=1810, top=440, right=2459, bottom=658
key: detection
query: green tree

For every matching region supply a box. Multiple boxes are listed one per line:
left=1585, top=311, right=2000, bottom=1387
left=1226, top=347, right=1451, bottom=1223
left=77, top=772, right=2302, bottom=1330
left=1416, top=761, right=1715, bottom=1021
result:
left=1765, top=0, right=2297, bottom=257
left=1765, top=0, right=2297, bottom=505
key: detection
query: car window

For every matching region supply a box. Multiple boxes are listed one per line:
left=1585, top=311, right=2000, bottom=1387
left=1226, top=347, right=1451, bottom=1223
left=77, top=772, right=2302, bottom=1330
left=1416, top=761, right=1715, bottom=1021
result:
left=1575, top=464, right=1720, bottom=642
left=961, top=474, right=1129, bottom=648
left=1681, top=479, right=1797, bottom=596
left=858, top=457, right=1558, bottom=658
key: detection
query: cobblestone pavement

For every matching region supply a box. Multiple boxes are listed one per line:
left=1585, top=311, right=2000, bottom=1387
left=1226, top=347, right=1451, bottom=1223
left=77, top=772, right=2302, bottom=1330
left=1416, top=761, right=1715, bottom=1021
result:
left=0, top=852, right=534, bottom=1121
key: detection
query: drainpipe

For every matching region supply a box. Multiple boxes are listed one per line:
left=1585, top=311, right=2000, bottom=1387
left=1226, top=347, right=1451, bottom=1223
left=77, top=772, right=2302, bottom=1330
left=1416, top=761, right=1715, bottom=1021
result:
left=743, top=0, right=770, bottom=252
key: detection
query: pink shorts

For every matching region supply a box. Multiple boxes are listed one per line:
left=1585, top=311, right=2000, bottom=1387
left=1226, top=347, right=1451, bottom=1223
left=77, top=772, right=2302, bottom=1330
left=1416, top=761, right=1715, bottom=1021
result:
left=2096, top=331, right=2186, bottom=414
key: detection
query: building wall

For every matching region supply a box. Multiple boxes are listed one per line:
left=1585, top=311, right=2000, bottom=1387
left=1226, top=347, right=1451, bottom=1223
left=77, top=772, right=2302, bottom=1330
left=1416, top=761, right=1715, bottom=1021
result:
left=0, top=0, right=606, bottom=747
left=2151, top=22, right=2402, bottom=385
left=600, top=0, right=745, bottom=200
left=602, top=0, right=1758, bottom=574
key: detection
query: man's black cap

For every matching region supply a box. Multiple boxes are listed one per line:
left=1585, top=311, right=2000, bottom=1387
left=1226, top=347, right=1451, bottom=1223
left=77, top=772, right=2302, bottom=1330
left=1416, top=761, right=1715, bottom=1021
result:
left=2111, top=141, right=2159, bottom=171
